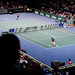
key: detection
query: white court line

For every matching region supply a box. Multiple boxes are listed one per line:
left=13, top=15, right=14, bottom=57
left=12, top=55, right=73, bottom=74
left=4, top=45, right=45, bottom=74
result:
left=40, top=28, right=75, bottom=36
left=38, top=29, right=75, bottom=46
left=17, top=34, right=47, bottom=49
left=19, top=33, right=48, bottom=46
left=39, top=28, right=75, bottom=40
left=58, top=28, right=75, bottom=35
left=0, top=26, right=53, bottom=48
left=18, top=33, right=54, bottom=48
left=53, top=29, right=75, bottom=45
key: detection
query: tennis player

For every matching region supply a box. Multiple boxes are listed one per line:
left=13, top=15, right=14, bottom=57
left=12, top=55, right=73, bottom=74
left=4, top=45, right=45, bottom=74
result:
left=49, top=37, right=58, bottom=47
left=16, top=13, right=20, bottom=20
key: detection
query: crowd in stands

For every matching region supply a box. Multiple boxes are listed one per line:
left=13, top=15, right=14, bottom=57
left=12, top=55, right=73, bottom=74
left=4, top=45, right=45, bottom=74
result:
left=0, top=0, right=27, bottom=9
left=39, top=0, right=75, bottom=18
left=18, top=52, right=46, bottom=74
left=0, top=0, right=75, bottom=18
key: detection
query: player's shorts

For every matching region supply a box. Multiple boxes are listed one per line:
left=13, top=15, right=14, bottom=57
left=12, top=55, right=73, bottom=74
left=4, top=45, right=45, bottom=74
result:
left=51, top=42, right=55, bottom=44
left=53, top=42, right=55, bottom=44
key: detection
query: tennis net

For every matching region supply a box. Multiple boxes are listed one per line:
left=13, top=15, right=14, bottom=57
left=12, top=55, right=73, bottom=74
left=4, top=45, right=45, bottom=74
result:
left=2, top=24, right=60, bottom=34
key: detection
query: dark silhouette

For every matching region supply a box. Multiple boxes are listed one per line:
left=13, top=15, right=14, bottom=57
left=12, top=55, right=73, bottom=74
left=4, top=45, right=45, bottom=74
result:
left=0, top=34, right=21, bottom=73
left=0, top=33, right=44, bottom=74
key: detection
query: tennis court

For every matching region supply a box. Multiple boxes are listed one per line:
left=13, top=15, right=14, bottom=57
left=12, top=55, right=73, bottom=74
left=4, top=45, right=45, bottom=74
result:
left=0, top=14, right=75, bottom=48
left=17, top=28, right=75, bottom=48
left=0, top=13, right=75, bottom=67
left=0, top=19, right=75, bottom=48
left=0, top=19, right=48, bottom=31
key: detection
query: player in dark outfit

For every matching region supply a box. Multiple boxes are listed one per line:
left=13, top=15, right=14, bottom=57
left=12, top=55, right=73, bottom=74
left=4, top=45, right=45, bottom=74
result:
left=16, top=13, right=20, bottom=20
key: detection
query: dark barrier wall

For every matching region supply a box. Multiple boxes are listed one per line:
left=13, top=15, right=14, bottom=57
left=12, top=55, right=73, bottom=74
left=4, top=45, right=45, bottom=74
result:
left=34, top=9, right=68, bottom=23
left=0, top=8, right=33, bottom=14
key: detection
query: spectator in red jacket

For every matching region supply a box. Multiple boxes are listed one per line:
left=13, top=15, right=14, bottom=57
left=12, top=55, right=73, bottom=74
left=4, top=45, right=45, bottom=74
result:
left=68, top=58, right=72, bottom=65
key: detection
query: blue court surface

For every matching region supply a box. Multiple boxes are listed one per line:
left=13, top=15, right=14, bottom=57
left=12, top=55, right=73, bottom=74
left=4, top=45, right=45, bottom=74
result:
left=0, top=13, right=75, bottom=67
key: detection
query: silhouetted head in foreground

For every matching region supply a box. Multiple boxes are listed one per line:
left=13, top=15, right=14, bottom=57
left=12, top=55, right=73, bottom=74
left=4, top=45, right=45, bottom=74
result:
left=0, top=33, right=20, bottom=72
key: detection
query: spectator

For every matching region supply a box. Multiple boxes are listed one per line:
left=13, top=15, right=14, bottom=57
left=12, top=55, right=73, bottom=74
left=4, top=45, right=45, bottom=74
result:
left=68, top=58, right=72, bottom=65
left=0, top=34, right=24, bottom=73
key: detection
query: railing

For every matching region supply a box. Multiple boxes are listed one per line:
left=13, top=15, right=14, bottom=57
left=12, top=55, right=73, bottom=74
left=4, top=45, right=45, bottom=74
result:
left=20, top=50, right=75, bottom=74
